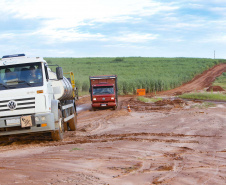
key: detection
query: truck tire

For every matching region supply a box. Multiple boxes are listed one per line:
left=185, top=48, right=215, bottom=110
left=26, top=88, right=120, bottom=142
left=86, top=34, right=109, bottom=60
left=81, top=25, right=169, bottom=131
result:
left=64, top=122, right=68, bottom=131
left=76, top=90, right=79, bottom=100
left=68, top=113, right=77, bottom=131
left=51, top=110, right=64, bottom=141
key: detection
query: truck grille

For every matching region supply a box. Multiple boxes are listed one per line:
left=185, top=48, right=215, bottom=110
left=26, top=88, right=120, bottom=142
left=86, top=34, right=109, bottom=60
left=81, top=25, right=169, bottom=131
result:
left=0, top=126, right=31, bottom=133
left=0, top=97, right=35, bottom=112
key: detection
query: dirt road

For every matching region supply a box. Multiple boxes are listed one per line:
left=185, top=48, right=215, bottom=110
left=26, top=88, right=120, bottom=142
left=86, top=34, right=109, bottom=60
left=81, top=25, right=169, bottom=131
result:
left=159, top=63, right=226, bottom=95
left=0, top=99, right=226, bottom=185
left=0, top=64, right=226, bottom=185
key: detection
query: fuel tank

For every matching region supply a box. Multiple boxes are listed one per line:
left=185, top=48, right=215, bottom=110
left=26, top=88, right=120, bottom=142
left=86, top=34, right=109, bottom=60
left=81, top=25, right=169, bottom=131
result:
left=48, top=70, right=73, bottom=100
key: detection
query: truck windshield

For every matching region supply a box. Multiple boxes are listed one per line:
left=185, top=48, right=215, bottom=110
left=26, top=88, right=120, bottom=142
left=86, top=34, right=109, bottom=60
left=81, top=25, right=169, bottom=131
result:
left=0, top=62, right=43, bottom=90
left=93, top=86, right=114, bottom=95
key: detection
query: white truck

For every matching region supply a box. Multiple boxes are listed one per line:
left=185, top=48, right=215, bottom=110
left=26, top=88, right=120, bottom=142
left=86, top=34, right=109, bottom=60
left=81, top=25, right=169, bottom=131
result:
left=0, top=54, right=78, bottom=140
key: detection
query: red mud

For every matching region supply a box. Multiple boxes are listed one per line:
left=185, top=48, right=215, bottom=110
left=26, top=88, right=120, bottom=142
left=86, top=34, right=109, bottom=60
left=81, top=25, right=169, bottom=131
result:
left=206, top=86, right=225, bottom=92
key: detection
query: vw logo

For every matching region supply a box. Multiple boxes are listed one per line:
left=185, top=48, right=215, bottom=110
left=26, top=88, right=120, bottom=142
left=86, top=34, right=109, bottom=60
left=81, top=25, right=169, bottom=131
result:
left=102, top=98, right=105, bottom=100
left=8, top=100, right=17, bottom=110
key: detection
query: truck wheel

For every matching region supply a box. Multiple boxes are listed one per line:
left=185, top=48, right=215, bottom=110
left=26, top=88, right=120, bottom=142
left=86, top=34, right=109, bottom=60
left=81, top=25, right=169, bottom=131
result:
left=51, top=110, right=64, bottom=141
left=68, top=113, right=77, bottom=131
left=113, top=106, right=117, bottom=110
left=64, top=122, right=69, bottom=131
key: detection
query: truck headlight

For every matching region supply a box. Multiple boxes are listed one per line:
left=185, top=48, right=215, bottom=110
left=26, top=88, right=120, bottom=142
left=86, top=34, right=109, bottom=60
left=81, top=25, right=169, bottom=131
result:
left=35, top=117, right=40, bottom=122
left=111, top=97, right=114, bottom=100
left=41, top=116, right=46, bottom=121
left=93, top=98, right=97, bottom=101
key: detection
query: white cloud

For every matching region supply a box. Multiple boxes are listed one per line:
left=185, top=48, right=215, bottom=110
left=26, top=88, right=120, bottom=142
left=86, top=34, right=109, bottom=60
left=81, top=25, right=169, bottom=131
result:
left=0, top=0, right=178, bottom=44
left=0, top=33, right=17, bottom=39
left=209, top=7, right=226, bottom=16
left=202, top=34, right=226, bottom=43
left=33, top=28, right=106, bottom=43
left=174, top=22, right=205, bottom=28
left=33, top=29, right=158, bottom=44
left=1, top=0, right=226, bottom=58
left=104, top=43, right=152, bottom=49
left=0, top=0, right=178, bottom=27
left=113, top=33, right=158, bottom=43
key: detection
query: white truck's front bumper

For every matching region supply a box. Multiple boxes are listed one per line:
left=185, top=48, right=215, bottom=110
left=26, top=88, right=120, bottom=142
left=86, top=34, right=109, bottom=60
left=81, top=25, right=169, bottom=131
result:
left=0, top=113, right=55, bottom=136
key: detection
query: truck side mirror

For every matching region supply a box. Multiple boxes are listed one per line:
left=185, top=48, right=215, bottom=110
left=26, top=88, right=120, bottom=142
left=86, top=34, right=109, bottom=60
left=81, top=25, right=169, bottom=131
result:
left=56, top=67, right=63, bottom=80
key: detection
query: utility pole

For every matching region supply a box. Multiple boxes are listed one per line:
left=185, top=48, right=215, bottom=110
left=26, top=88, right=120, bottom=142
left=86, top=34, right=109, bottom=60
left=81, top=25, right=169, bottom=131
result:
left=214, top=50, right=215, bottom=59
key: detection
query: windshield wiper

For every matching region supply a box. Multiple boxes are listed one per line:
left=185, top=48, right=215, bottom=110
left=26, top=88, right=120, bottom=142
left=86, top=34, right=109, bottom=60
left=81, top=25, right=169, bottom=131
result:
left=0, top=83, right=8, bottom=88
left=7, top=80, right=31, bottom=86
left=17, top=80, right=32, bottom=86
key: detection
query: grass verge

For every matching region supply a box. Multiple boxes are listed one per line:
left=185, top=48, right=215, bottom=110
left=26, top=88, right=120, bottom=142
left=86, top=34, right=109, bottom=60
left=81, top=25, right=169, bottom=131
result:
left=212, top=72, right=226, bottom=89
left=191, top=102, right=216, bottom=109
left=179, top=92, right=226, bottom=101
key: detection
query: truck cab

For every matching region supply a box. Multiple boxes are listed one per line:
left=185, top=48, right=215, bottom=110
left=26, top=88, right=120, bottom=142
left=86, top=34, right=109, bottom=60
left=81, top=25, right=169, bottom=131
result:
left=90, top=75, right=118, bottom=110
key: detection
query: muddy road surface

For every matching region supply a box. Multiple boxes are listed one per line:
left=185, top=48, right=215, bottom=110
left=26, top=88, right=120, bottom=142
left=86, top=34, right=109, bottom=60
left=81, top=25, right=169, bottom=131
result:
left=0, top=96, right=226, bottom=185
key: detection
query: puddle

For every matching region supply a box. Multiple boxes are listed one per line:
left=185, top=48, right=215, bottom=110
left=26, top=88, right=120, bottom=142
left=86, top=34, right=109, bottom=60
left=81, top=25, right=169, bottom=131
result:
left=77, top=104, right=91, bottom=112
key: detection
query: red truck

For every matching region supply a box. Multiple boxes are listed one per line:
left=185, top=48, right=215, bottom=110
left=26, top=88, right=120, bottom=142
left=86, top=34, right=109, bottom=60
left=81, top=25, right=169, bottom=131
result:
left=89, top=75, right=118, bottom=110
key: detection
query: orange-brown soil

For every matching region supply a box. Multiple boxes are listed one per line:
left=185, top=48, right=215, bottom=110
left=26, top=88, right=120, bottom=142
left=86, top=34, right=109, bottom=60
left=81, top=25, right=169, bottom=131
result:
left=206, top=86, right=225, bottom=92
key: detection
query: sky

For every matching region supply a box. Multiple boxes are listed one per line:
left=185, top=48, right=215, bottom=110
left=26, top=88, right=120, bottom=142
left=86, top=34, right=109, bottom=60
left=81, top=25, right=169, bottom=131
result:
left=0, top=0, right=226, bottom=58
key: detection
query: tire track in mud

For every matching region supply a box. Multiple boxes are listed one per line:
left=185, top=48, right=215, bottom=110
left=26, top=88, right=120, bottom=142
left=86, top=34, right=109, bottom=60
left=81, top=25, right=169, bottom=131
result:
left=46, top=132, right=219, bottom=147
left=154, top=147, right=225, bottom=185
left=107, top=145, right=190, bottom=184
left=144, top=148, right=217, bottom=184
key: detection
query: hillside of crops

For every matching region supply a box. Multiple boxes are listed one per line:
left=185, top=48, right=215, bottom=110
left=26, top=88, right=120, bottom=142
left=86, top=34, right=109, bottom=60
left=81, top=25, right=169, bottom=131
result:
left=213, top=72, right=226, bottom=89
left=45, top=57, right=224, bottom=95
